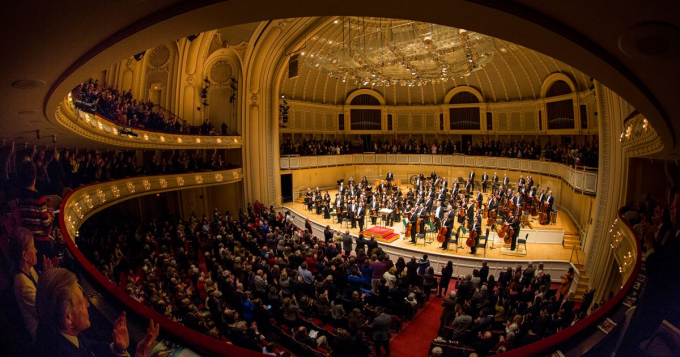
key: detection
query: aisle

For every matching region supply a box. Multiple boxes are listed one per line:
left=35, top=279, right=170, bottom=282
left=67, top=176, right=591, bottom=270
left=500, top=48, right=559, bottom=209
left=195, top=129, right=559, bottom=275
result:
left=389, top=294, right=446, bottom=357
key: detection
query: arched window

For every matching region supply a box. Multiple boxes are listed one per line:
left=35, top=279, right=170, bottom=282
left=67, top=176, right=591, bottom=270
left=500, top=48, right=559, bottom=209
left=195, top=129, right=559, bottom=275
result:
left=350, top=94, right=381, bottom=130
left=545, top=80, right=575, bottom=129
left=449, top=91, right=481, bottom=130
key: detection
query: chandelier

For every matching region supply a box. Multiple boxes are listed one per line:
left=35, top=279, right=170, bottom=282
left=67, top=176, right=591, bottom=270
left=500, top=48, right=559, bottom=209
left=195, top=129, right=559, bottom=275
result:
left=302, top=17, right=497, bottom=87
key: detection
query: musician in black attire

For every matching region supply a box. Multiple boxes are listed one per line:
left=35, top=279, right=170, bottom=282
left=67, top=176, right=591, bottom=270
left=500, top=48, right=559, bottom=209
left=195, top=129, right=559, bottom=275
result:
left=349, top=200, right=358, bottom=228
left=305, top=188, right=313, bottom=210
left=369, top=198, right=380, bottom=225
left=492, top=172, right=499, bottom=194
left=505, top=212, right=520, bottom=250
left=356, top=203, right=365, bottom=232
left=440, top=213, right=454, bottom=250
left=469, top=217, right=482, bottom=254
left=408, top=208, right=418, bottom=244
left=481, top=172, right=489, bottom=193
left=469, top=169, right=475, bottom=190
left=386, top=171, right=394, bottom=182
left=546, top=190, right=555, bottom=223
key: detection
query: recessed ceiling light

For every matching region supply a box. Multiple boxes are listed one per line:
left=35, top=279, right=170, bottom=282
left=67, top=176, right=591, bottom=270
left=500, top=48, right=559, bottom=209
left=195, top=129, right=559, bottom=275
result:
left=12, top=79, right=46, bottom=90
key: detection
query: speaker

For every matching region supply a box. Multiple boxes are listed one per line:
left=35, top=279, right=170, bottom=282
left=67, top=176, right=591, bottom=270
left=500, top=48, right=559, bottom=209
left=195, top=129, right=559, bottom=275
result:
left=288, top=54, right=299, bottom=79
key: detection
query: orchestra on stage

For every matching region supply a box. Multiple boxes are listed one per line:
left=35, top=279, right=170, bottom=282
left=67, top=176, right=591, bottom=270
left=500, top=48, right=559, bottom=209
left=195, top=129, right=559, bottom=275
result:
left=302, top=170, right=556, bottom=254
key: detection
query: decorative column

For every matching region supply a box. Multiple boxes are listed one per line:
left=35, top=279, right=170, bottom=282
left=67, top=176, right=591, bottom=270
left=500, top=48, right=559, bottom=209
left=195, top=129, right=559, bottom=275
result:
left=584, top=82, right=626, bottom=302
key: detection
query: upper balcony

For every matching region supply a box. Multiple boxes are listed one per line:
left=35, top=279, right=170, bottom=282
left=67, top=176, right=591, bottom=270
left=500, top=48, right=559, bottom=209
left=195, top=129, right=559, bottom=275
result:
left=55, top=92, right=242, bottom=149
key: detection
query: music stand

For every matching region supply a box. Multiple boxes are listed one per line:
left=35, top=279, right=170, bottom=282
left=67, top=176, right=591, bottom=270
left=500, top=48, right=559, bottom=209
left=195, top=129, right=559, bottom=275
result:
left=379, top=208, right=393, bottom=228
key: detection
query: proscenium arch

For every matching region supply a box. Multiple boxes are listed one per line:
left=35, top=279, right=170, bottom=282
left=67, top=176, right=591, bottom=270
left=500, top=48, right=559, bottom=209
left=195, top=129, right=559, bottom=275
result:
left=43, top=1, right=675, bottom=154
left=541, top=73, right=577, bottom=99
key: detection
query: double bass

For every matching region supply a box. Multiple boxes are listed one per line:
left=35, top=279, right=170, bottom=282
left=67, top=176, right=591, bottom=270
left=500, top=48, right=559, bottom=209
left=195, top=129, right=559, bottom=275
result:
left=539, top=202, right=550, bottom=225
left=530, top=197, right=539, bottom=216
left=482, top=204, right=489, bottom=218
left=416, top=217, right=422, bottom=234
left=498, top=224, right=515, bottom=244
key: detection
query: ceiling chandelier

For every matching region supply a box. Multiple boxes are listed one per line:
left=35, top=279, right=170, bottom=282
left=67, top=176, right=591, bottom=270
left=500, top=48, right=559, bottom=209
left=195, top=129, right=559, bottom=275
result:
left=301, top=17, right=497, bottom=87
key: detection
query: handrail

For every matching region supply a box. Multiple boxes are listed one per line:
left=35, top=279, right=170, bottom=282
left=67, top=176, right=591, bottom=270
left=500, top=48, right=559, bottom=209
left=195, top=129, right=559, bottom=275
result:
left=497, top=206, right=642, bottom=357
left=58, top=173, right=260, bottom=357
left=280, top=153, right=599, bottom=195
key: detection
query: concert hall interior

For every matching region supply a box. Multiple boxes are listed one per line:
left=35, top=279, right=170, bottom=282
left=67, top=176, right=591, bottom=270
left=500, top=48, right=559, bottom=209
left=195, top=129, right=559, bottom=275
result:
left=1, top=2, right=679, bottom=357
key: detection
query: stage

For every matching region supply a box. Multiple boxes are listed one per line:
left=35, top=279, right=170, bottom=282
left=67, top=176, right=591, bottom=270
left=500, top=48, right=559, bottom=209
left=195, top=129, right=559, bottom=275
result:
left=281, top=187, right=584, bottom=264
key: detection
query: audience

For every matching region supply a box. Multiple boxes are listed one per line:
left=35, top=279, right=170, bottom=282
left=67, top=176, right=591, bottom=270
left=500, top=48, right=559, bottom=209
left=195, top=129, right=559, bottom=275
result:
left=282, top=137, right=598, bottom=168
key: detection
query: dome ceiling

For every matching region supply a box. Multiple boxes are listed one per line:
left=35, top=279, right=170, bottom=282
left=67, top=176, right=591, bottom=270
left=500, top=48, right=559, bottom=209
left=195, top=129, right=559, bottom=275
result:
left=280, top=17, right=591, bottom=105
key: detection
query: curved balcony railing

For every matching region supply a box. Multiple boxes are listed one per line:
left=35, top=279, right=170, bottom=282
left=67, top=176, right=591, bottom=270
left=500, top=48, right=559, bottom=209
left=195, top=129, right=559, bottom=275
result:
left=57, top=169, right=259, bottom=357
left=280, top=154, right=598, bottom=195
left=55, top=94, right=242, bottom=149
left=497, top=206, right=641, bottom=357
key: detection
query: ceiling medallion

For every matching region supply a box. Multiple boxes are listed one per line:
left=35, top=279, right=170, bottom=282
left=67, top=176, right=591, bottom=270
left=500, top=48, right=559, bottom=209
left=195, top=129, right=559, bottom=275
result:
left=302, top=17, right=497, bottom=87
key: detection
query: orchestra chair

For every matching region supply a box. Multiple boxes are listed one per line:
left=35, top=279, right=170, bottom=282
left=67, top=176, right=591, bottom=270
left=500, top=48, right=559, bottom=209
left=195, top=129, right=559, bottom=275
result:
left=329, top=211, right=337, bottom=224
left=417, top=232, right=426, bottom=246
left=449, top=227, right=463, bottom=251
left=425, top=221, right=437, bottom=244
left=343, top=213, right=352, bottom=228
left=518, top=233, right=528, bottom=254
left=474, top=229, right=490, bottom=257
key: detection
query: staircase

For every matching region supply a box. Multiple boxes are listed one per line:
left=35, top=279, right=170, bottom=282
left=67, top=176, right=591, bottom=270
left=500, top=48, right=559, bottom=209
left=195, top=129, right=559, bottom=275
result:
left=572, top=263, right=589, bottom=303
left=563, top=233, right=581, bottom=249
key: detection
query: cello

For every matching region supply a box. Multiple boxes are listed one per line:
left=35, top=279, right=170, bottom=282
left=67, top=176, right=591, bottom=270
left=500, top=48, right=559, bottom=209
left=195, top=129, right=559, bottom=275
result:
left=436, top=226, right=448, bottom=243
left=482, top=204, right=489, bottom=218
left=487, top=209, right=497, bottom=226
left=405, top=221, right=413, bottom=238
left=498, top=224, right=515, bottom=244
left=466, top=225, right=477, bottom=247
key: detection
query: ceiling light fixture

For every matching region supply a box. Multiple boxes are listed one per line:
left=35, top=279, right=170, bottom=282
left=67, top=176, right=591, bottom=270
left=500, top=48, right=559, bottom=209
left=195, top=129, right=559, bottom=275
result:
left=303, top=17, right=497, bottom=86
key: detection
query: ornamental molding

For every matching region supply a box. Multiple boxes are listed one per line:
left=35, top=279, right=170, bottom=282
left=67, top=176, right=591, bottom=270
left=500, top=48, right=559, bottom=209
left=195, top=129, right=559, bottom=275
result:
left=621, top=113, right=664, bottom=157
left=61, top=169, right=243, bottom=237
left=57, top=95, right=242, bottom=149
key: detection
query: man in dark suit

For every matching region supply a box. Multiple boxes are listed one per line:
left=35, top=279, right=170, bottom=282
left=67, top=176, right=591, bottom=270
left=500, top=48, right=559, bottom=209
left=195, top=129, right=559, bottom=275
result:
left=546, top=190, right=555, bottom=223
left=441, top=213, right=454, bottom=250
left=469, top=217, right=482, bottom=254
left=349, top=200, right=357, bottom=228
left=469, top=169, right=475, bottom=190
left=370, top=199, right=380, bottom=225
left=371, top=307, right=392, bottom=357
left=33, top=268, right=160, bottom=357
left=409, top=208, right=418, bottom=244
left=503, top=173, right=510, bottom=186
left=492, top=172, right=499, bottom=194
left=386, top=171, right=394, bottom=182
left=476, top=191, right=484, bottom=209
left=356, top=203, right=365, bottom=231
left=465, top=180, right=473, bottom=199
left=479, top=261, right=489, bottom=286
left=481, top=172, right=489, bottom=193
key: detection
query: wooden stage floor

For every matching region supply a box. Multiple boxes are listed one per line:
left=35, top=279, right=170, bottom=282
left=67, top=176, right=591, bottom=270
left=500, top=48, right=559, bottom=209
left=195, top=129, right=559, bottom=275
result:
left=283, top=189, right=585, bottom=263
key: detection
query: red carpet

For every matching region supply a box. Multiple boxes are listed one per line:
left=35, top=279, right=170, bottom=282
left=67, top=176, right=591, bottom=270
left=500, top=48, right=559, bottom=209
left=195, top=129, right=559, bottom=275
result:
left=390, top=295, right=444, bottom=357
left=375, top=233, right=401, bottom=243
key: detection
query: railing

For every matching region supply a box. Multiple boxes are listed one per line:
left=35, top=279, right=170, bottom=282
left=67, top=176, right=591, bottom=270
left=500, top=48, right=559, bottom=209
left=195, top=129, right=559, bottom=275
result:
left=58, top=169, right=258, bottom=357
left=56, top=94, right=242, bottom=149
left=497, top=206, right=642, bottom=357
left=280, top=153, right=598, bottom=194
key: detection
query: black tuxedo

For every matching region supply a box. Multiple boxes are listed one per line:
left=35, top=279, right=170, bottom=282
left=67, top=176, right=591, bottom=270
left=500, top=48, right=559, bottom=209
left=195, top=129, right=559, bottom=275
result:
left=386, top=172, right=394, bottom=182
left=441, top=215, right=455, bottom=249
left=481, top=174, right=489, bottom=192
left=470, top=222, right=481, bottom=254
left=546, top=196, right=555, bottom=223
left=409, top=212, right=418, bottom=243
left=356, top=207, right=365, bottom=231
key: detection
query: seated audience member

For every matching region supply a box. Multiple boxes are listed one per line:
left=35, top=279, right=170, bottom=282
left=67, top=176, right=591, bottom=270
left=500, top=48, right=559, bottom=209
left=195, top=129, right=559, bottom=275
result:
left=33, top=268, right=159, bottom=357
left=10, top=227, right=57, bottom=339
left=295, top=326, right=330, bottom=351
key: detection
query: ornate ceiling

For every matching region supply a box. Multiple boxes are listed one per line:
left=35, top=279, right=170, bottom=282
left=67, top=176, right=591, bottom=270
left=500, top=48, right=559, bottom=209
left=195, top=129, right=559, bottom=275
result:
left=280, top=18, right=591, bottom=105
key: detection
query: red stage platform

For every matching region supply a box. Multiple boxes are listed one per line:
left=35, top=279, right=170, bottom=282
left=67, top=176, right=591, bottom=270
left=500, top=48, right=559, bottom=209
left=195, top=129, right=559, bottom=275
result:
left=362, top=226, right=401, bottom=243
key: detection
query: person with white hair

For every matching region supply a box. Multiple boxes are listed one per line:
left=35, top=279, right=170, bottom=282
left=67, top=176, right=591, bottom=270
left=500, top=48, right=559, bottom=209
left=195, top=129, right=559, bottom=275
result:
left=33, top=268, right=159, bottom=356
